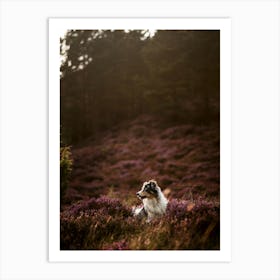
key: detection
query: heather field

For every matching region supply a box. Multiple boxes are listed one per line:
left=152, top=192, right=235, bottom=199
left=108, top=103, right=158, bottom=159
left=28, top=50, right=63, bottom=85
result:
left=60, top=115, right=220, bottom=250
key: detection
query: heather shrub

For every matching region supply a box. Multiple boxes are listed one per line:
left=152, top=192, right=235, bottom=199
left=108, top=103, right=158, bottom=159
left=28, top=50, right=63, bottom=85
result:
left=66, top=196, right=131, bottom=217
left=61, top=196, right=137, bottom=249
left=129, top=199, right=219, bottom=250
left=60, top=196, right=220, bottom=250
left=103, top=240, right=129, bottom=250
left=60, top=146, right=73, bottom=198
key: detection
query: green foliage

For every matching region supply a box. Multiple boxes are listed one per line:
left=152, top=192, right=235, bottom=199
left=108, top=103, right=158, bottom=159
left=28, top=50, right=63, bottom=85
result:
left=60, top=146, right=73, bottom=198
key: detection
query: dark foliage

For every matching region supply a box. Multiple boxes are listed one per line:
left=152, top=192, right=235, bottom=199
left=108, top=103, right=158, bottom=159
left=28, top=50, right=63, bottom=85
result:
left=60, top=30, right=219, bottom=144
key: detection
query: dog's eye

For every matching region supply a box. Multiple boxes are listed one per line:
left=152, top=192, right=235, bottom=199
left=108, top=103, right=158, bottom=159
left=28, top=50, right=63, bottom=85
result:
left=152, top=187, right=157, bottom=193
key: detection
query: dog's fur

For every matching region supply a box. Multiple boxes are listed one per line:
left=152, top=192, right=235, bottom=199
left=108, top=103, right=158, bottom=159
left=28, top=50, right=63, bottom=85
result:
left=133, top=180, right=168, bottom=222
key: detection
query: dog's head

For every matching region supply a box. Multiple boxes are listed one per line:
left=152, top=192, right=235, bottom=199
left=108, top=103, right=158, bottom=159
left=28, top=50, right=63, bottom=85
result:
left=136, top=180, right=160, bottom=200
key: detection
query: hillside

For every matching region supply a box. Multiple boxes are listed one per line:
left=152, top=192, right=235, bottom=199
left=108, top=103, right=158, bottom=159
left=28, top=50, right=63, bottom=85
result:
left=61, top=115, right=220, bottom=250
left=63, top=115, right=219, bottom=205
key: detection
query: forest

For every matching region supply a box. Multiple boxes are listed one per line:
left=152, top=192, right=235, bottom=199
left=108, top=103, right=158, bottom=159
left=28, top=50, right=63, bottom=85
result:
left=60, top=29, right=220, bottom=250
left=60, top=29, right=219, bottom=144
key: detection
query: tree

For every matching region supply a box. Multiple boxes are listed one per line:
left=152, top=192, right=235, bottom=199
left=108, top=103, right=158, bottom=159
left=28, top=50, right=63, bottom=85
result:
left=60, top=30, right=220, bottom=144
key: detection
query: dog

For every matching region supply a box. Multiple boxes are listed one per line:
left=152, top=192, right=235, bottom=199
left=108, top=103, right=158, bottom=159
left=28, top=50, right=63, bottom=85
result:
left=133, top=180, right=168, bottom=222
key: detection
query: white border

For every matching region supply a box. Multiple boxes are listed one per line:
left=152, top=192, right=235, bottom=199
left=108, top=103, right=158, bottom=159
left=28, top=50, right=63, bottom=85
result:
left=1, top=1, right=279, bottom=278
left=49, top=18, right=231, bottom=262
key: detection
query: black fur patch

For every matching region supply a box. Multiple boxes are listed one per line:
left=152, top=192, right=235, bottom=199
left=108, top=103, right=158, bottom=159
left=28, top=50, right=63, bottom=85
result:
left=136, top=207, right=147, bottom=219
left=145, top=182, right=158, bottom=195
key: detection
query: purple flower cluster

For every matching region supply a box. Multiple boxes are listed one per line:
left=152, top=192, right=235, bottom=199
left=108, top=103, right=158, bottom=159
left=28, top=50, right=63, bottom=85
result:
left=60, top=196, right=220, bottom=250
left=103, top=240, right=129, bottom=250
left=166, top=199, right=190, bottom=220
left=65, top=196, right=131, bottom=217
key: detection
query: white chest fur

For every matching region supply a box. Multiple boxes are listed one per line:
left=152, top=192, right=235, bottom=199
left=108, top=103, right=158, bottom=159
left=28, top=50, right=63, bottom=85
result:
left=143, top=193, right=168, bottom=220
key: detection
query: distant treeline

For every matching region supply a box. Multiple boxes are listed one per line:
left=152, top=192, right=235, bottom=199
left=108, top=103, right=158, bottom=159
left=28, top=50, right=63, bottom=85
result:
left=60, top=30, right=220, bottom=144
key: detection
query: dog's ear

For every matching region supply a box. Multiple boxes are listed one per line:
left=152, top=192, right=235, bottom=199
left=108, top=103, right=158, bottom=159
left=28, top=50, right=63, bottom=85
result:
left=150, top=179, right=158, bottom=185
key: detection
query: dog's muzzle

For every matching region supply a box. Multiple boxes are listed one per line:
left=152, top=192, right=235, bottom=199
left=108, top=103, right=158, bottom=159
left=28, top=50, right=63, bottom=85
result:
left=136, top=192, right=146, bottom=199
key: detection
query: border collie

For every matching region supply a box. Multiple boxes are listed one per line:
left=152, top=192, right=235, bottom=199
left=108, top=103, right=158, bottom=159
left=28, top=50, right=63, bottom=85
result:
left=133, top=180, right=168, bottom=222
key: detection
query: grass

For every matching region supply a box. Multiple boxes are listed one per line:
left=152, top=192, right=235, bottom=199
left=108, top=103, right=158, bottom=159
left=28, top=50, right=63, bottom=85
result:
left=61, top=196, right=219, bottom=250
